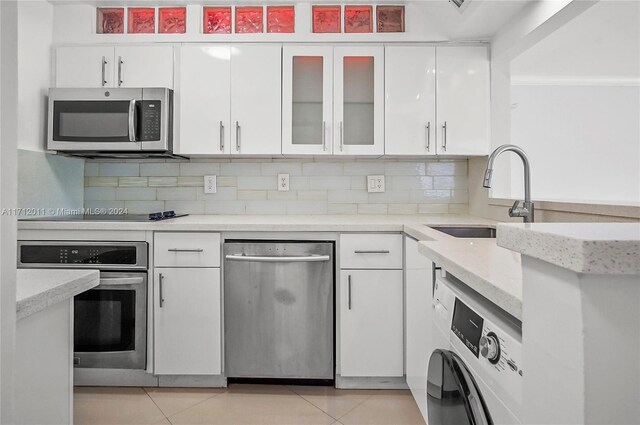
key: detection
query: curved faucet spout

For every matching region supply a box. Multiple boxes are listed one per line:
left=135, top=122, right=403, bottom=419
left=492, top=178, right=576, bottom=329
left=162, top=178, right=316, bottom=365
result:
left=483, top=144, right=534, bottom=223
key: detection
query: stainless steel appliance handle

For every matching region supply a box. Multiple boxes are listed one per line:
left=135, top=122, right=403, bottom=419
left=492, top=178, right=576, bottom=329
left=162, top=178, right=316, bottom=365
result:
left=354, top=250, right=390, bottom=254
left=339, top=121, right=344, bottom=151
left=425, top=122, right=431, bottom=152
left=168, top=248, right=204, bottom=252
left=442, top=121, right=447, bottom=152
left=348, top=275, right=352, bottom=310
left=101, top=56, right=107, bottom=87
left=118, top=56, right=123, bottom=87
left=322, top=121, right=326, bottom=151
left=235, top=121, right=240, bottom=152
left=158, top=272, right=164, bottom=308
left=128, top=99, right=136, bottom=142
left=225, top=254, right=331, bottom=263
left=219, top=121, right=224, bottom=152
left=99, top=277, right=144, bottom=286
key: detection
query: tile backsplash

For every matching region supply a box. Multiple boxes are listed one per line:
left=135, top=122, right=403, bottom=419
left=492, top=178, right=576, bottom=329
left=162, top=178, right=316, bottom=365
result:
left=84, top=159, right=469, bottom=215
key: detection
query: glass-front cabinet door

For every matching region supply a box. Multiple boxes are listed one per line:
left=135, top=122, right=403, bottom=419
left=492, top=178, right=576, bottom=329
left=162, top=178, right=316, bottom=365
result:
left=282, top=46, right=334, bottom=155
left=333, top=46, right=384, bottom=156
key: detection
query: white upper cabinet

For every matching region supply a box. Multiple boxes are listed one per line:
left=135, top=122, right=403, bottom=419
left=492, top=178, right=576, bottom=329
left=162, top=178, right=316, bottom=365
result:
left=282, top=46, right=334, bottom=155
left=385, top=46, right=437, bottom=156
left=333, top=46, right=385, bottom=156
left=55, top=45, right=174, bottom=89
left=230, top=45, right=282, bottom=155
left=178, top=45, right=231, bottom=155
left=436, top=46, right=490, bottom=155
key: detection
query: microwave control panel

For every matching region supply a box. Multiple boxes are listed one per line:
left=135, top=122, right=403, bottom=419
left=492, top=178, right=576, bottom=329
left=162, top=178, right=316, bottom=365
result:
left=139, top=101, right=161, bottom=141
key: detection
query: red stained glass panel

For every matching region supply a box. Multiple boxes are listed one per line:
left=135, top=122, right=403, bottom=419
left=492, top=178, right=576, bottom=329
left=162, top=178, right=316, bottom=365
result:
left=312, top=5, right=341, bottom=33
left=345, top=5, right=372, bottom=33
left=97, top=8, right=124, bottom=34
left=267, top=6, right=295, bottom=33
left=159, top=7, right=186, bottom=34
left=128, top=8, right=155, bottom=34
left=203, top=7, right=232, bottom=34
left=376, top=5, right=405, bottom=33
left=235, top=6, right=264, bottom=34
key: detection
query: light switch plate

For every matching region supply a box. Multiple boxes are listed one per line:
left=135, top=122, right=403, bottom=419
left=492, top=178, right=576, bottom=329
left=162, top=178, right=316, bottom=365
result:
left=367, top=175, right=385, bottom=193
left=204, top=175, right=217, bottom=194
left=278, top=174, right=290, bottom=191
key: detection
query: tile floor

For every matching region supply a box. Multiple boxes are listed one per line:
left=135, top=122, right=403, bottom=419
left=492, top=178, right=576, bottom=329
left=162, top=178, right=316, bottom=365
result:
left=74, top=384, right=426, bottom=425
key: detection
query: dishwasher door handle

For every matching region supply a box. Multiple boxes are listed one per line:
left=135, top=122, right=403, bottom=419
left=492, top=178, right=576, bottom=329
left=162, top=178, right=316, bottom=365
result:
left=225, top=254, right=331, bottom=263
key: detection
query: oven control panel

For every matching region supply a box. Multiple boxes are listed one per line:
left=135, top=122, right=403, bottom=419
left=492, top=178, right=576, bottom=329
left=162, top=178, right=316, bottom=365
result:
left=139, top=101, right=161, bottom=141
left=17, top=242, right=147, bottom=269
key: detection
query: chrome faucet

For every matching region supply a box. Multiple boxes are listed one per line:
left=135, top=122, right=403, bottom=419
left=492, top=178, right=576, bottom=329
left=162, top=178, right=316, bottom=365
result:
left=483, top=144, right=534, bottom=223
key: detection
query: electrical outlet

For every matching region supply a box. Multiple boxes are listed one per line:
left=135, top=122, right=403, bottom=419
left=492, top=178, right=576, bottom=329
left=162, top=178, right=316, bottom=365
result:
left=204, top=175, right=217, bottom=194
left=367, top=175, right=385, bottom=193
left=278, top=174, right=290, bottom=192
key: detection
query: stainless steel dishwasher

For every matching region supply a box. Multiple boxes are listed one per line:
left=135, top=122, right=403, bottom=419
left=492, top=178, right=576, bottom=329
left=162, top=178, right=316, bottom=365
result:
left=223, top=241, right=334, bottom=381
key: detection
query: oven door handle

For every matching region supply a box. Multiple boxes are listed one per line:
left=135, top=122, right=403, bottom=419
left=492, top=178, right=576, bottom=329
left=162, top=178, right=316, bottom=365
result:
left=225, top=254, right=331, bottom=263
left=99, top=277, right=144, bottom=286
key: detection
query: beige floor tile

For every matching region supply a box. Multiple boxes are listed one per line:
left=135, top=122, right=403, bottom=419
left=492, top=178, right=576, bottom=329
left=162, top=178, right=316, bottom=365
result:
left=339, top=390, right=426, bottom=425
left=74, top=387, right=166, bottom=425
left=153, top=418, right=172, bottom=425
left=225, top=383, right=293, bottom=395
left=144, top=387, right=226, bottom=417
left=288, top=386, right=377, bottom=420
left=169, top=390, right=334, bottom=425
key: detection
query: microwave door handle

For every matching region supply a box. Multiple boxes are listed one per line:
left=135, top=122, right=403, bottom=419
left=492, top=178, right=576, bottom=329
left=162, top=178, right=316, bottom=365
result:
left=128, top=100, right=137, bottom=142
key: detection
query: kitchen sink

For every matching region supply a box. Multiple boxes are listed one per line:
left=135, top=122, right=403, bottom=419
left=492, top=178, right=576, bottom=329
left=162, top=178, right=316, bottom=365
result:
left=429, top=226, right=497, bottom=238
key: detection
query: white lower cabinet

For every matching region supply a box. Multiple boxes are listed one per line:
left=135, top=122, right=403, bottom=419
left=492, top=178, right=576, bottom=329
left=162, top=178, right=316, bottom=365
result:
left=154, top=267, right=221, bottom=375
left=339, top=269, right=403, bottom=377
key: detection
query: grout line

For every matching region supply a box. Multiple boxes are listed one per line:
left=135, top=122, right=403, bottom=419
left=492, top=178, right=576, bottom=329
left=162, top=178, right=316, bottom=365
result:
left=143, top=385, right=229, bottom=422
left=142, top=386, right=171, bottom=421
left=288, top=387, right=342, bottom=422
left=335, top=390, right=379, bottom=421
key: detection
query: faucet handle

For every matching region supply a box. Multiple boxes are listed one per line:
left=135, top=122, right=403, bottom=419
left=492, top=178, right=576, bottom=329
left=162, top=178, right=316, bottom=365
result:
left=509, top=201, right=520, bottom=215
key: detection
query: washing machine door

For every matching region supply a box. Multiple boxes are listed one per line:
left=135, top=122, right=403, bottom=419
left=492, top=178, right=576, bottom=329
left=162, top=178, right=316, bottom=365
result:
left=426, top=349, right=492, bottom=425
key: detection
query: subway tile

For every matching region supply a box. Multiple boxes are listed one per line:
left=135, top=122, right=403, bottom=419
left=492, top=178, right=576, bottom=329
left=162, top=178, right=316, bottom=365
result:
left=328, top=190, right=369, bottom=204
left=388, top=176, right=433, bottom=190
left=448, top=204, right=469, bottom=214
left=343, top=162, right=385, bottom=176
left=196, top=187, right=237, bottom=201
left=204, top=201, right=246, bottom=214
left=119, top=177, right=148, bottom=187
left=140, top=163, right=180, bottom=177
left=410, top=189, right=450, bottom=203
left=87, top=177, right=118, bottom=187
left=450, top=190, right=469, bottom=204
left=238, top=190, right=268, bottom=201
left=433, top=176, right=468, bottom=190
left=85, top=200, right=125, bottom=211
left=261, top=162, right=302, bottom=176
left=148, top=177, right=178, bottom=187
left=116, top=188, right=157, bottom=201
left=388, top=204, right=418, bottom=215
left=328, top=204, right=358, bottom=215
left=419, top=203, right=449, bottom=214
left=220, top=163, right=261, bottom=176
left=85, top=187, right=116, bottom=201
left=426, top=160, right=467, bottom=176
left=368, top=190, right=411, bottom=204
left=124, top=201, right=165, bottom=214
left=156, top=187, right=197, bottom=201
left=297, top=190, right=327, bottom=201
left=216, top=176, right=237, bottom=187
left=177, top=176, right=204, bottom=187
left=267, top=191, right=298, bottom=201
left=236, top=176, right=277, bottom=190
left=286, top=202, right=328, bottom=215
left=179, top=162, right=221, bottom=176
left=99, top=163, right=139, bottom=177
left=357, top=204, right=388, bottom=215
left=290, top=176, right=310, bottom=190
left=165, top=201, right=205, bottom=214
left=385, top=162, right=426, bottom=176
left=351, top=176, right=367, bottom=190
left=303, top=162, right=344, bottom=176
left=308, top=176, right=352, bottom=190
left=85, top=162, right=99, bottom=176
left=245, top=201, right=287, bottom=215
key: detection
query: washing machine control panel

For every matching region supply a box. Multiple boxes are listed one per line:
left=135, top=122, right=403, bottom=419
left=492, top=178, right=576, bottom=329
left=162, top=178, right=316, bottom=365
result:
left=479, top=333, right=501, bottom=363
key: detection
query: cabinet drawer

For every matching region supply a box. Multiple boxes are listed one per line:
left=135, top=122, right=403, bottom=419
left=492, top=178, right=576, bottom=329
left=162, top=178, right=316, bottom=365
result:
left=340, top=234, right=403, bottom=269
left=154, top=233, right=220, bottom=267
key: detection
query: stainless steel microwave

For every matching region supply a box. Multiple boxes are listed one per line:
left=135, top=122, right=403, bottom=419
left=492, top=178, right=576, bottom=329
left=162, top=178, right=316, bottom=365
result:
left=47, top=87, right=175, bottom=158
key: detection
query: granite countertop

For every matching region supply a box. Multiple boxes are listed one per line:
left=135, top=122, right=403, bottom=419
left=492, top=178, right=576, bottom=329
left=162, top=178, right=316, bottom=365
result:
left=497, top=222, right=640, bottom=274
left=17, top=269, right=100, bottom=320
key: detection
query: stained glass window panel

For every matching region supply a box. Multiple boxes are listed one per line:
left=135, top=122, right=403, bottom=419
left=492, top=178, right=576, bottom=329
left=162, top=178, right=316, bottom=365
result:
left=159, top=7, right=186, bottom=34
left=235, top=6, right=264, bottom=33
left=376, top=6, right=405, bottom=33
left=97, top=8, right=124, bottom=34
left=312, top=5, right=341, bottom=33
left=267, top=6, right=295, bottom=33
left=128, top=8, right=155, bottom=34
left=345, top=6, right=373, bottom=33
left=203, top=7, right=232, bottom=34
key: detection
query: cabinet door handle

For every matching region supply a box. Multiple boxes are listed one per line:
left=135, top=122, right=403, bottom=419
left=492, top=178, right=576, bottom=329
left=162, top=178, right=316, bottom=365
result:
left=101, top=56, right=107, bottom=87
left=442, top=121, right=447, bottom=152
left=354, top=250, right=390, bottom=254
left=340, top=121, right=344, bottom=152
left=425, top=122, right=431, bottom=152
left=348, top=275, right=352, bottom=310
left=235, top=121, right=241, bottom=152
left=322, top=121, right=327, bottom=151
left=158, top=272, right=164, bottom=308
left=219, top=121, right=225, bottom=152
left=118, top=56, right=123, bottom=87
left=167, top=248, right=204, bottom=252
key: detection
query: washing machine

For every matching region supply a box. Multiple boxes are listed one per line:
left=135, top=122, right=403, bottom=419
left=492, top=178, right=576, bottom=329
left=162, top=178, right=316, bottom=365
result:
left=427, top=273, right=523, bottom=425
